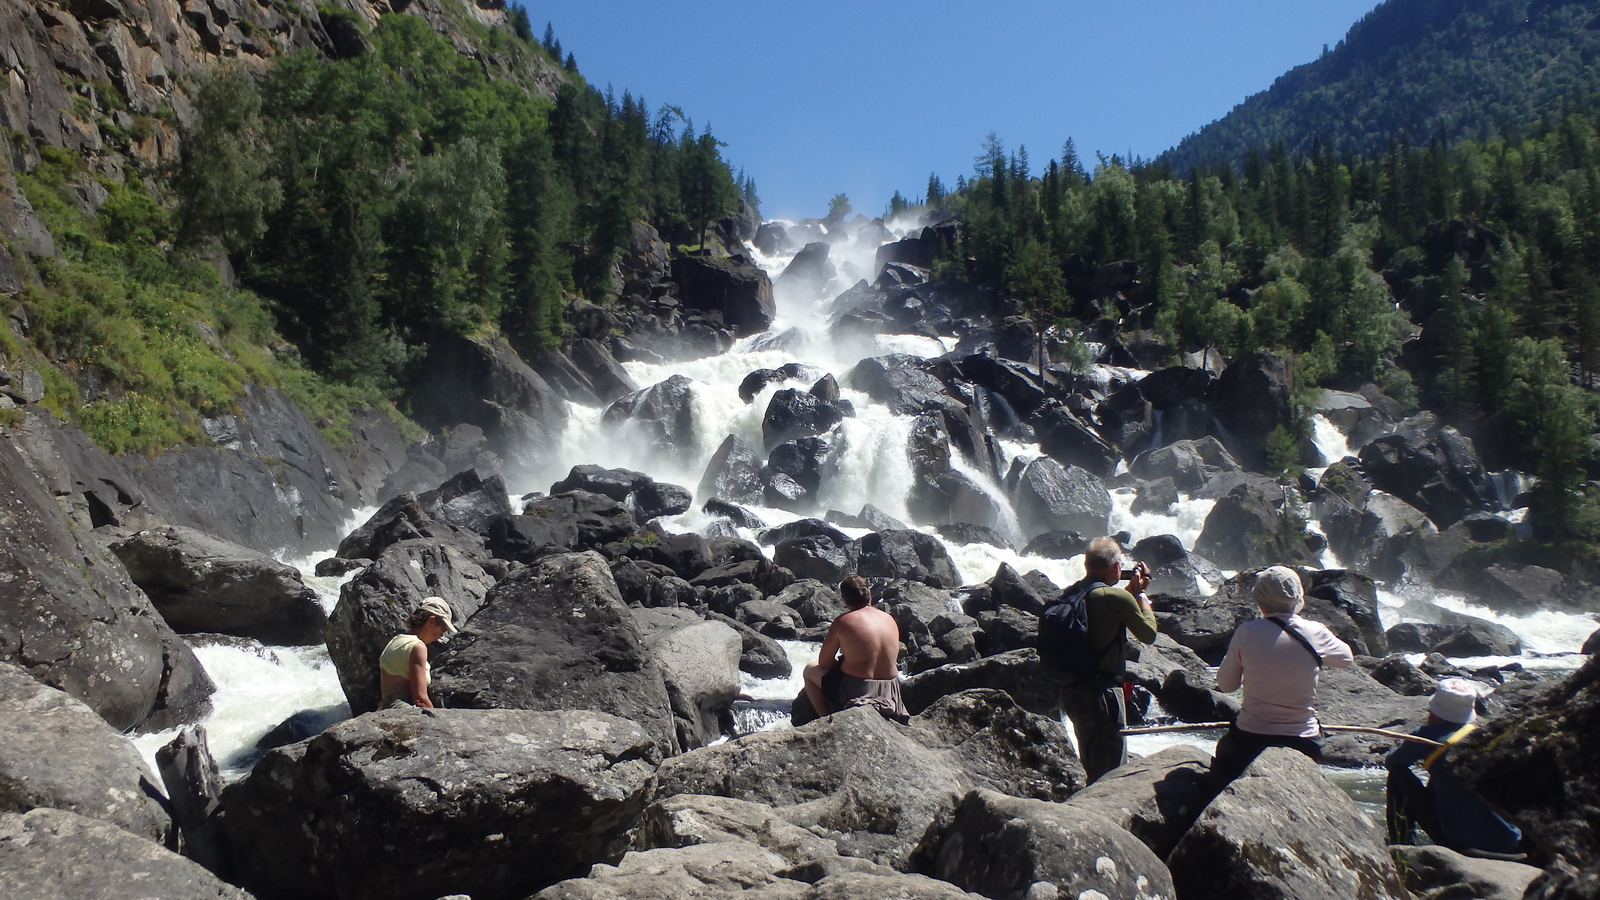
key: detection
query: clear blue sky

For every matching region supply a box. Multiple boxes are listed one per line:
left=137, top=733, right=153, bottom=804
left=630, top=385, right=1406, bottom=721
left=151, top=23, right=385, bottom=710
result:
left=532, top=1, right=1382, bottom=221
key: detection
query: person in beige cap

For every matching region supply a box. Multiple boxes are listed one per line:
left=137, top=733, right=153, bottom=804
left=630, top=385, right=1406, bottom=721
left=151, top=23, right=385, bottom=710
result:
left=378, top=597, right=456, bottom=708
left=1211, top=565, right=1354, bottom=781
left=1386, top=678, right=1523, bottom=857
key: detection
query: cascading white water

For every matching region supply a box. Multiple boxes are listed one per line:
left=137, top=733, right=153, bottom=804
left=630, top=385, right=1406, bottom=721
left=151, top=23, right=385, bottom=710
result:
left=135, top=213, right=1599, bottom=784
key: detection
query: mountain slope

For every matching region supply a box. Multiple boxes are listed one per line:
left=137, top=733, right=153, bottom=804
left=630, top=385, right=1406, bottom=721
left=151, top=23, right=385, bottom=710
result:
left=1164, top=0, right=1600, bottom=171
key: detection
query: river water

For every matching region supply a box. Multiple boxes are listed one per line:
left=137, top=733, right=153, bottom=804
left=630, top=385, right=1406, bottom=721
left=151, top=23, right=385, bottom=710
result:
left=133, top=216, right=1599, bottom=816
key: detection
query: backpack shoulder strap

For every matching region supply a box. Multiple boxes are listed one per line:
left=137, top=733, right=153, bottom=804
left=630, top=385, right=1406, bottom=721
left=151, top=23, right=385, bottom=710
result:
left=1422, top=723, right=1476, bottom=771
left=1266, top=616, right=1323, bottom=667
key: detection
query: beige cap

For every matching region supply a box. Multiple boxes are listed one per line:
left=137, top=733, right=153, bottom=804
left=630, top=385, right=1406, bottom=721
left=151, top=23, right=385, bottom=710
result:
left=1254, top=566, right=1305, bottom=615
left=417, top=596, right=457, bottom=633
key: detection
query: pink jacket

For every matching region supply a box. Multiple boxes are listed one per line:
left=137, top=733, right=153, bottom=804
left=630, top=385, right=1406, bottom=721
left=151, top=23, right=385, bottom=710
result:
left=1215, top=613, right=1354, bottom=738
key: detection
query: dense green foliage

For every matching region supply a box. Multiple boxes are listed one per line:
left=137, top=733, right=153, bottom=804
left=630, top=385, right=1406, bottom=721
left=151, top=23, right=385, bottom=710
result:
left=1165, top=0, right=1600, bottom=174
left=176, top=15, right=742, bottom=389
left=922, top=109, right=1600, bottom=540
left=10, top=146, right=404, bottom=454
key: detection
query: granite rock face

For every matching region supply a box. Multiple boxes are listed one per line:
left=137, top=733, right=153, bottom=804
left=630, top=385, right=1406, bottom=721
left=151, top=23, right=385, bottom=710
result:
left=111, top=524, right=326, bottom=644
left=0, top=663, right=172, bottom=843
left=1166, top=748, right=1409, bottom=900
left=0, top=808, right=251, bottom=900
left=922, top=788, right=1177, bottom=900
left=430, top=551, right=679, bottom=755
left=653, top=690, right=1081, bottom=869
left=0, top=432, right=211, bottom=731
left=221, top=708, right=662, bottom=900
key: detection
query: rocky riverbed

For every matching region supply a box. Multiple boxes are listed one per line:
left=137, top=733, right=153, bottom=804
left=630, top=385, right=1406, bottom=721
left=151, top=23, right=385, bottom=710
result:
left=5, top=208, right=1600, bottom=899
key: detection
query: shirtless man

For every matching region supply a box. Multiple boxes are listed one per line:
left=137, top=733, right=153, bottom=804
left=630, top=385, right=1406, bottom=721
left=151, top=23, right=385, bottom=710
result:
left=802, top=575, right=909, bottom=724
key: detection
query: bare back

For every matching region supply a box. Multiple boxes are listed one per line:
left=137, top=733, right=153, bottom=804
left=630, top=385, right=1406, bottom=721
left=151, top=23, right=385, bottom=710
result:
left=827, top=606, right=901, bottom=680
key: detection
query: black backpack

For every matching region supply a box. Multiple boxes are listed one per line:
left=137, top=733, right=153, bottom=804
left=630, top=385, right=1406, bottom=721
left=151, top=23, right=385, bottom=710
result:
left=1037, top=581, right=1109, bottom=680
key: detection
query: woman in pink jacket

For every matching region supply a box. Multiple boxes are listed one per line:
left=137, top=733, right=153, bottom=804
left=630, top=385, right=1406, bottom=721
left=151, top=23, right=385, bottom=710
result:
left=1211, top=566, right=1353, bottom=782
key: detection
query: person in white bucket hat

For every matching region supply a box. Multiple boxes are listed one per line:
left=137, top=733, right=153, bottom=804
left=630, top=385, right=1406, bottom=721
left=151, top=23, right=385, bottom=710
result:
left=1385, top=678, right=1524, bottom=858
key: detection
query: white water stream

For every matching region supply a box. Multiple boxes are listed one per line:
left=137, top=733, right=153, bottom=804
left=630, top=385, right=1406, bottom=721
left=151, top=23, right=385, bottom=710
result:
left=133, top=216, right=1600, bottom=794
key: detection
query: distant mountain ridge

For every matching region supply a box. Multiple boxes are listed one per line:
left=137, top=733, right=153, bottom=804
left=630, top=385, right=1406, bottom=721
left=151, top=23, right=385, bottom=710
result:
left=1163, top=0, right=1600, bottom=171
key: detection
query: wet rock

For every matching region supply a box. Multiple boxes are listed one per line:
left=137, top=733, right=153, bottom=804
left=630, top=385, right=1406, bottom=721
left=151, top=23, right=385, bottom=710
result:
left=486, top=491, right=636, bottom=562
left=1008, top=457, right=1112, bottom=541
left=222, top=708, right=661, bottom=900
left=1166, top=748, right=1410, bottom=900
left=762, top=389, right=845, bottom=451
left=1194, top=481, right=1320, bottom=570
left=672, top=255, right=777, bottom=336
left=1392, top=844, right=1542, bottom=900
left=768, top=437, right=832, bottom=495
left=407, top=334, right=567, bottom=471
left=1585, top=628, right=1599, bottom=655
left=1209, top=350, right=1294, bottom=472
left=1386, top=622, right=1457, bottom=653
left=324, top=539, right=492, bottom=714
left=900, top=650, right=1060, bottom=717
left=431, top=552, right=678, bottom=755
left=653, top=690, right=1081, bottom=869
left=922, top=787, right=1176, bottom=900
left=754, top=222, right=793, bottom=256
left=1431, top=621, right=1523, bottom=657
left=603, top=375, right=699, bottom=463
left=700, top=435, right=766, bottom=507
left=1133, top=533, right=1225, bottom=596
left=739, top=368, right=788, bottom=403
left=934, top=523, right=1010, bottom=550
left=777, top=242, right=836, bottom=296
left=1063, top=744, right=1219, bottom=859
left=110, top=524, right=325, bottom=645
left=1367, top=654, right=1439, bottom=696
left=1133, top=476, right=1181, bottom=514
left=1454, top=657, right=1600, bottom=867
left=0, top=663, right=171, bottom=842
left=704, top=495, right=766, bottom=530
left=1032, top=402, right=1119, bottom=478
left=567, top=338, right=641, bottom=404
left=1139, top=364, right=1215, bottom=408
left=632, top=481, right=693, bottom=523
left=336, top=489, right=487, bottom=562
left=773, top=534, right=857, bottom=585
left=855, top=529, right=961, bottom=588
left=551, top=464, right=652, bottom=501
left=957, top=354, right=1050, bottom=420
left=1, top=808, right=251, bottom=900
left=154, top=726, right=228, bottom=877
left=1359, top=427, right=1491, bottom=529
left=1020, top=530, right=1090, bottom=559
left=1129, top=437, right=1242, bottom=491
left=848, top=355, right=951, bottom=414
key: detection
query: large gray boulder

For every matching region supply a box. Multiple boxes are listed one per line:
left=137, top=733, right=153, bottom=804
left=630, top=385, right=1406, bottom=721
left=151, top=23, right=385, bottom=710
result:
left=221, top=708, right=661, bottom=900
left=603, top=375, right=700, bottom=464
left=532, top=841, right=807, bottom=900
left=653, top=690, right=1082, bottom=869
left=0, top=808, right=251, bottom=900
left=406, top=334, right=566, bottom=472
left=1063, top=744, right=1219, bottom=859
left=1166, top=748, right=1408, bottom=900
left=1314, top=666, right=1430, bottom=767
left=672, top=255, right=777, bottom=336
left=431, top=552, right=679, bottom=755
left=1194, top=481, right=1321, bottom=570
left=1008, top=457, right=1111, bottom=541
left=324, top=539, right=493, bottom=714
left=1392, top=845, right=1542, bottom=900
left=0, top=434, right=211, bottom=731
left=632, top=610, right=742, bottom=750
left=636, top=793, right=839, bottom=864
left=900, top=649, right=1059, bottom=717
left=854, top=529, right=961, bottom=588
left=699, top=434, right=765, bottom=506
left=486, top=491, right=636, bottom=562
left=111, top=524, right=326, bottom=644
left=922, top=788, right=1177, bottom=900
left=0, top=663, right=171, bottom=843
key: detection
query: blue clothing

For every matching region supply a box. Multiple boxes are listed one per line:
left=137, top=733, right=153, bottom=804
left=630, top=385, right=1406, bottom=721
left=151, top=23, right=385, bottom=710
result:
left=1385, top=722, right=1522, bottom=855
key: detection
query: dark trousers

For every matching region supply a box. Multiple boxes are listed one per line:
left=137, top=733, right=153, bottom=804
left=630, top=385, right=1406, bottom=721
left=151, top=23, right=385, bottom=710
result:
left=1386, top=766, right=1442, bottom=846
left=1060, top=678, right=1127, bottom=784
left=1211, top=723, right=1323, bottom=783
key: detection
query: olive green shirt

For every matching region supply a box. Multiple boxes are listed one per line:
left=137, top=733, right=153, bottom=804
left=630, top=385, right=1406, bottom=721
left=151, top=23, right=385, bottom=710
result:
left=1078, top=582, right=1160, bottom=676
